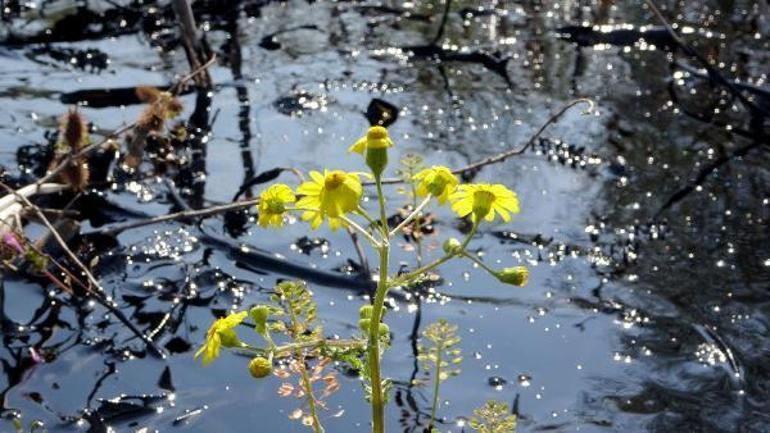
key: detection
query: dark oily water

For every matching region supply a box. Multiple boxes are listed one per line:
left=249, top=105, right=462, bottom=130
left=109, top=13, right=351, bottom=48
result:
left=1, top=1, right=768, bottom=432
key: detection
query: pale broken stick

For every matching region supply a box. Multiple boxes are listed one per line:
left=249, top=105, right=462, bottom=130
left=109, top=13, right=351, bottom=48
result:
left=0, top=182, right=165, bottom=358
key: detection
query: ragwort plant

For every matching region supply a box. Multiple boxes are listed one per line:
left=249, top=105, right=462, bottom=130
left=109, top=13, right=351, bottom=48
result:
left=196, top=126, right=528, bottom=433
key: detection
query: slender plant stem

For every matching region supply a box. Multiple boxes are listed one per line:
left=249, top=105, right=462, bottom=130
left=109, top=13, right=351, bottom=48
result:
left=339, top=215, right=381, bottom=247
left=460, top=250, right=497, bottom=276
left=388, top=221, right=479, bottom=288
left=428, top=344, right=443, bottom=430
left=286, top=303, right=324, bottom=433
left=374, top=177, right=389, bottom=238
left=409, top=182, right=424, bottom=266
left=368, top=245, right=389, bottom=433
left=388, top=195, right=431, bottom=238
left=300, top=360, right=324, bottom=433
left=239, top=338, right=364, bottom=358
left=356, top=207, right=378, bottom=228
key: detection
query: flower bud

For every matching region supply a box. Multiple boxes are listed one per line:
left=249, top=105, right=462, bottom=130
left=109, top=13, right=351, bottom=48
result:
left=496, top=266, right=529, bottom=287
left=378, top=323, right=390, bottom=337
left=359, top=305, right=374, bottom=319
left=219, top=329, right=242, bottom=348
left=248, top=356, right=273, bottom=378
left=366, top=147, right=388, bottom=178
left=358, top=318, right=371, bottom=333
left=443, top=238, right=462, bottom=255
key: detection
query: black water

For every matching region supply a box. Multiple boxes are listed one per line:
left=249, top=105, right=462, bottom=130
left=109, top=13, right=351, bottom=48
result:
left=1, top=1, right=768, bottom=432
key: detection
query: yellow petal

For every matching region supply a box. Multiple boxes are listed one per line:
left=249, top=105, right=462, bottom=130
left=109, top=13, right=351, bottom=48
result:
left=348, top=137, right=367, bottom=154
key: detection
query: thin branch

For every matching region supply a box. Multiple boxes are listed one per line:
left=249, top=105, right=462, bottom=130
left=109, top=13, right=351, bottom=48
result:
left=94, top=197, right=260, bottom=236
left=373, top=98, right=594, bottom=185
left=643, top=0, right=768, bottom=117
left=388, top=195, right=431, bottom=238
left=0, top=182, right=164, bottom=357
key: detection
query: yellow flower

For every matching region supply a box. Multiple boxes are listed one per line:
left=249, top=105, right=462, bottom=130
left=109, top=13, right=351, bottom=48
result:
left=296, top=170, right=363, bottom=229
left=348, top=126, right=393, bottom=154
left=450, top=183, right=520, bottom=223
left=195, top=311, right=247, bottom=366
left=413, top=166, right=458, bottom=204
left=257, top=184, right=296, bottom=228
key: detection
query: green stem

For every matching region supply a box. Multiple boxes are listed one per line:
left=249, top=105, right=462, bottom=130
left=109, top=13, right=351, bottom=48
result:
left=410, top=183, right=424, bottom=267
left=368, top=245, right=389, bottom=433
left=374, top=176, right=389, bottom=238
left=388, top=195, right=431, bottom=238
left=300, top=360, right=325, bottom=433
left=428, top=345, right=443, bottom=430
left=460, top=251, right=497, bottom=275
left=286, top=304, right=324, bottom=433
left=339, top=215, right=381, bottom=247
left=388, top=221, right=479, bottom=288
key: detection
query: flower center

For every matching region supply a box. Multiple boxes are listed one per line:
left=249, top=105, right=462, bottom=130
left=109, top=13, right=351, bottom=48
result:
left=265, top=198, right=285, bottom=214
left=427, top=177, right=448, bottom=196
left=472, top=190, right=495, bottom=217
left=324, top=172, right=346, bottom=190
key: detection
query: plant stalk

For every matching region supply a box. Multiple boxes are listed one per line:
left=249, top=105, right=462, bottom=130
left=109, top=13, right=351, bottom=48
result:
left=428, top=344, right=443, bottom=430
left=368, top=243, right=389, bottom=433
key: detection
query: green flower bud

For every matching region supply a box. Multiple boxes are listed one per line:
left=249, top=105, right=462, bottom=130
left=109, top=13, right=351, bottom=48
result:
left=443, top=238, right=462, bottom=254
left=366, top=147, right=388, bottom=178
left=249, top=305, right=270, bottom=337
left=219, top=329, right=241, bottom=348
left=248, top=356, right=273, bottom=378
left=496, top=266, right=529, bottom=287
left=359, top=305, right=374, bottom=319
left=359, top=318, right=371, bottom=333
left=378, top=323, right=390, bottom=337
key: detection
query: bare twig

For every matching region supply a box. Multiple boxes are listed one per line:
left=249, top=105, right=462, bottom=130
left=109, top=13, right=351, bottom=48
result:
left=374, top=98, right=595, bottom=185
left=0, top=182, right=165, bottom=357
left=172, top=0, right=213, bottom=89
left=94, top=197, right=261, bottom=236
left=644, top=0, right=768, bottom=117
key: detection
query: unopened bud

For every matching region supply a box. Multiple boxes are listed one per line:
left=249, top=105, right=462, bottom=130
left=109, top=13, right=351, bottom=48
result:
left=359, top=305, right=374, bottom=319
left=496, top=266, right=529, bottom=287
left=248, top=356, right=273, bottom=378
left=442, top=238, right=462, bottom=254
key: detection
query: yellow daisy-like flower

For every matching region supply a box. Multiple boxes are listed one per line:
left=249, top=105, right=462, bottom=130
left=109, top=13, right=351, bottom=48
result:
left=413, top=165, right=458, bottom=204
left=296, top=170, right=363, bottom=230
left=257, top=183, right=296, bottom=228
left=348, top=126, right=393, bottom=154
left=195, top=311, right=247, bottom=366
left=450, top=183, right=520, bottom=223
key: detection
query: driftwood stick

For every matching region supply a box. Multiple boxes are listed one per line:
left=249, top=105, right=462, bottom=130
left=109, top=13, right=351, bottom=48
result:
left=0, top=182, right=165, bottom=357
